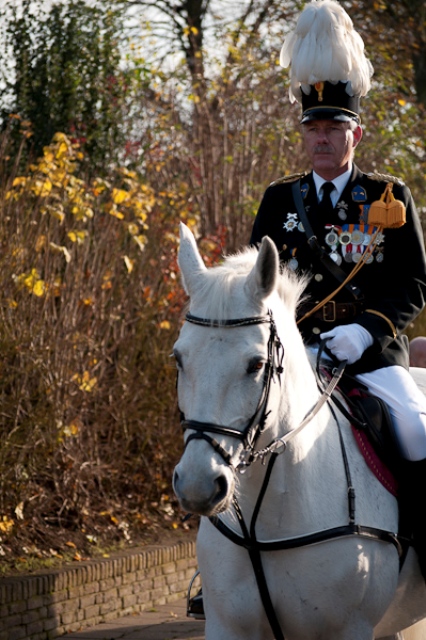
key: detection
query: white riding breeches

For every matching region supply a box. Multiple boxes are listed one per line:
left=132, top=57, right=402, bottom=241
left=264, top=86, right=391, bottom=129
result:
left=356, top=366, right=426, bottom=462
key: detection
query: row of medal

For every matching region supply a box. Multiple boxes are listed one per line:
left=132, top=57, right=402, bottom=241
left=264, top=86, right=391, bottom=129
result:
left=324, top=224, right=384, bottom=265
left=287, top=223, right=385, bottom=270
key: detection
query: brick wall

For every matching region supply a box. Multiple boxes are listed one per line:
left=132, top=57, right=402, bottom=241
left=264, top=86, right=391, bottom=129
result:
left=0, top=538, right=198, bottom=640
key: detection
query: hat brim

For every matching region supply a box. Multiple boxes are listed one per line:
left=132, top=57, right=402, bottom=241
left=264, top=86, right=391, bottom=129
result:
left=300, top=107, right=360, bottom=124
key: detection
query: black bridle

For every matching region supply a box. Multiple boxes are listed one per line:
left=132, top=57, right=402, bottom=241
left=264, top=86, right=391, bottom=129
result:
left=179, top=310, right=284, bottom=468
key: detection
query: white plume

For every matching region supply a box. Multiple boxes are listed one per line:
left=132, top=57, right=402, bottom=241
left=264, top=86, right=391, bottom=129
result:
left=280, top=0, right=373, bottom=103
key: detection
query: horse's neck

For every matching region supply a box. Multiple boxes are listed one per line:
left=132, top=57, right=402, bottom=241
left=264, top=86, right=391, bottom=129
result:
left=233, top=349, right=341, bottom=524
left=281, top=346, right=320, bottom=429
left=234, top=356, right=397, bottom=540
left=236, top=424, right=350, bottom=540
left=234, top=350, right=352, bottom=538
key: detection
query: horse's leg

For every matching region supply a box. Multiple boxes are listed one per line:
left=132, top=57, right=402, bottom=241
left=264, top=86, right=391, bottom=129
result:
left=198, top=519, right=275, bottom=640
left=323, top=621, right=375, bottom=640
left=204, top=618, right=274, bottom=640
left=205, top=618, right=375, bottom=640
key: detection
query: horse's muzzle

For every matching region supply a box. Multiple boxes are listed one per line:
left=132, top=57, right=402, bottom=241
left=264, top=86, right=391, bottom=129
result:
left=173, top=464, right=234, bottom=516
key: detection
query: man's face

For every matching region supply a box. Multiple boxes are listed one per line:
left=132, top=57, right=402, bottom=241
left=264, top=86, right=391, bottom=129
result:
left=302, top=119, right=362, bottom=179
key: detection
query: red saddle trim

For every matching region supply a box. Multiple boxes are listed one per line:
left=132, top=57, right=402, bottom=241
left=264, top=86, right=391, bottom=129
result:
left=351, top=425, right=399, bottom=497
left=320, top=367, right=399, bottom=497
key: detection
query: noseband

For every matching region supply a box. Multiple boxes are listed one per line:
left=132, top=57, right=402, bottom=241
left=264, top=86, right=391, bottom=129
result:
left=179, top=310, right=284, bottom=469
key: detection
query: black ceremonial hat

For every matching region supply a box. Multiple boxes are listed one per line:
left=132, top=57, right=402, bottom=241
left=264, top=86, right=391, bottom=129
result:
left=300, top=81, right=361, bottom=124
left=279, top=0, right=373, bottom=125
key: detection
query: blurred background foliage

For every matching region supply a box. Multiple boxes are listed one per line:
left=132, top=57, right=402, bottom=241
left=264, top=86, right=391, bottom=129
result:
left=0, top=0, right=425, bottom=569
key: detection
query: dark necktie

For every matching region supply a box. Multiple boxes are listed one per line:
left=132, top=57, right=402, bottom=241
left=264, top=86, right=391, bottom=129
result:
left=319, top=181, right=335, bottom=213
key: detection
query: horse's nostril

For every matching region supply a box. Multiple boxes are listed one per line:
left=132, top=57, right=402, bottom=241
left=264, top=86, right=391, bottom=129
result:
left=215, top=474, right=228, bottom=503
left=173, top=469, right=179, bottom=488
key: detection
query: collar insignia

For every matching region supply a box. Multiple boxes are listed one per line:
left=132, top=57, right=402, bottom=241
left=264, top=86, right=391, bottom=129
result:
left=301, top=183, right=309, bottom=199
left=351, top=185, right=367, bottom=202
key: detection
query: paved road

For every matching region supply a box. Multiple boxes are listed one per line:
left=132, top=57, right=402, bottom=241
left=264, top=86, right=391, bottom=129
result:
left=65, top=599, right=205, bottom=640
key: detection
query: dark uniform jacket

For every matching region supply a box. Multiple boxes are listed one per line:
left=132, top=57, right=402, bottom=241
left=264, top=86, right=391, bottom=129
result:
left=250, top=165, right=426, bottom=375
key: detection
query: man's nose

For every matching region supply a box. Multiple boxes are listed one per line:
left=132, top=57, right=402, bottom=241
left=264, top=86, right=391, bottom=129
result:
left=316, top=130, right=330, bottom=142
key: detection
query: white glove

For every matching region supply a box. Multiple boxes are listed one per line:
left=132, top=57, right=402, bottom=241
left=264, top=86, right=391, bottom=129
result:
left=320, top=323, right=374, bottom=365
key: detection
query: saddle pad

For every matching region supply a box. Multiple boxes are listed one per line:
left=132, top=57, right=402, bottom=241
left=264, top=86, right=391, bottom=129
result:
left=351, top=425, right=398, bottom=497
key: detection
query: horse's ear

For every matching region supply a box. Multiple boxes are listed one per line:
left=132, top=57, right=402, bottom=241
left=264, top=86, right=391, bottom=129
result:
left=178, top=222, right=207, bottom=295
left=245, top=236, right=279, bottom=300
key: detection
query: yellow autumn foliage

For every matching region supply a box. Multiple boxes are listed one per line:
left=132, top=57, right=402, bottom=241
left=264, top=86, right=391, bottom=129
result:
left=0, top=516, right=14, bottom=533
left=15, top=269, right=46, bottom=297
left=5, top=133, right=155, bottom=299
left=72, top=371, right=98, bottom=393
left=0, top=124, right=201, bottom=555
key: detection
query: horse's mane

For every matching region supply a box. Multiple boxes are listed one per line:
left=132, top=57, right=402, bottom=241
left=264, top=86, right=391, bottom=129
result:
left=191, top=246, right=308, bottom=321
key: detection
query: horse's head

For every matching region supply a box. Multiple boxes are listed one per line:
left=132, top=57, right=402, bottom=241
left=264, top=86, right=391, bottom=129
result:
left=172, top=223, right=307, bottom=516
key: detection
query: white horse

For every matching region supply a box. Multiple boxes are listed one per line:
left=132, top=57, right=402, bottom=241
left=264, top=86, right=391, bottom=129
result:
left=172, top=222, right=426, bottom=640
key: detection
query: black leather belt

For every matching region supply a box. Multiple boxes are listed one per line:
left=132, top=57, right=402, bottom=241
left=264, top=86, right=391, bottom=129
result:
left=302, top=301, right=364, bottom=322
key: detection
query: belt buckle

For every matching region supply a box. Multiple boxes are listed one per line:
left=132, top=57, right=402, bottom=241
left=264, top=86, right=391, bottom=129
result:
left=323, top=301, right=336, bottom=322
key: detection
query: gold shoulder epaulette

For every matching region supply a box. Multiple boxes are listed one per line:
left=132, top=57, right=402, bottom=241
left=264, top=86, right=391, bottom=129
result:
left=366, top=171, right=405, bottom=187
left=269, top=172, right=307, bottom=187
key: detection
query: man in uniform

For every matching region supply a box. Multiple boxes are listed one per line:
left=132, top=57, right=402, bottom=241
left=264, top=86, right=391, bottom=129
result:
left=250, top=99, right=426, bottom=401
left=250, top=0, right=426, bottom=577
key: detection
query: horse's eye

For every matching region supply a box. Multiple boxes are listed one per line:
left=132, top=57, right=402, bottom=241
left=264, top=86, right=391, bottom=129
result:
left=247, top=359, right=264, bottom=374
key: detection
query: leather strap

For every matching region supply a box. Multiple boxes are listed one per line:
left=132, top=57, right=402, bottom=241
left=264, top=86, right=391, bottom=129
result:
left=209, top=515, right=404, bottom=556
left=306, top=300, right=364, bottom=322
left=291, top=180, right=363, bottom=301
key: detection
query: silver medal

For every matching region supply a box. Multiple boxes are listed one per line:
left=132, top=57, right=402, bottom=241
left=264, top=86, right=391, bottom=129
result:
left=288, top=257, right=299, bottom=270
left=338, top=209, right=347, bottom=221
left=340, top=231, right=352, bottom=245
left=351, top=230, right=364, bottom=245
left=284, top=219, right=298, bottom=232
left=330, top=252, right=342, bottom=265
left=325, top=230, right=339, bottom=246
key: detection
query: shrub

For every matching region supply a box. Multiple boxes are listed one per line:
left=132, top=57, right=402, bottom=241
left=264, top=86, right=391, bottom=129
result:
left=0, top=129, right=197, bottom=561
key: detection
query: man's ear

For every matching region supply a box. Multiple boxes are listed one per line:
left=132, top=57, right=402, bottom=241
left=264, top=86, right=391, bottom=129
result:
left=353, top=125, right=363, bottom=149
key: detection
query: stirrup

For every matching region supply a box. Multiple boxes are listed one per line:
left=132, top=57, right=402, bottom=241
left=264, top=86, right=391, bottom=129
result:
left=186, top=570, right=205, bottom=620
